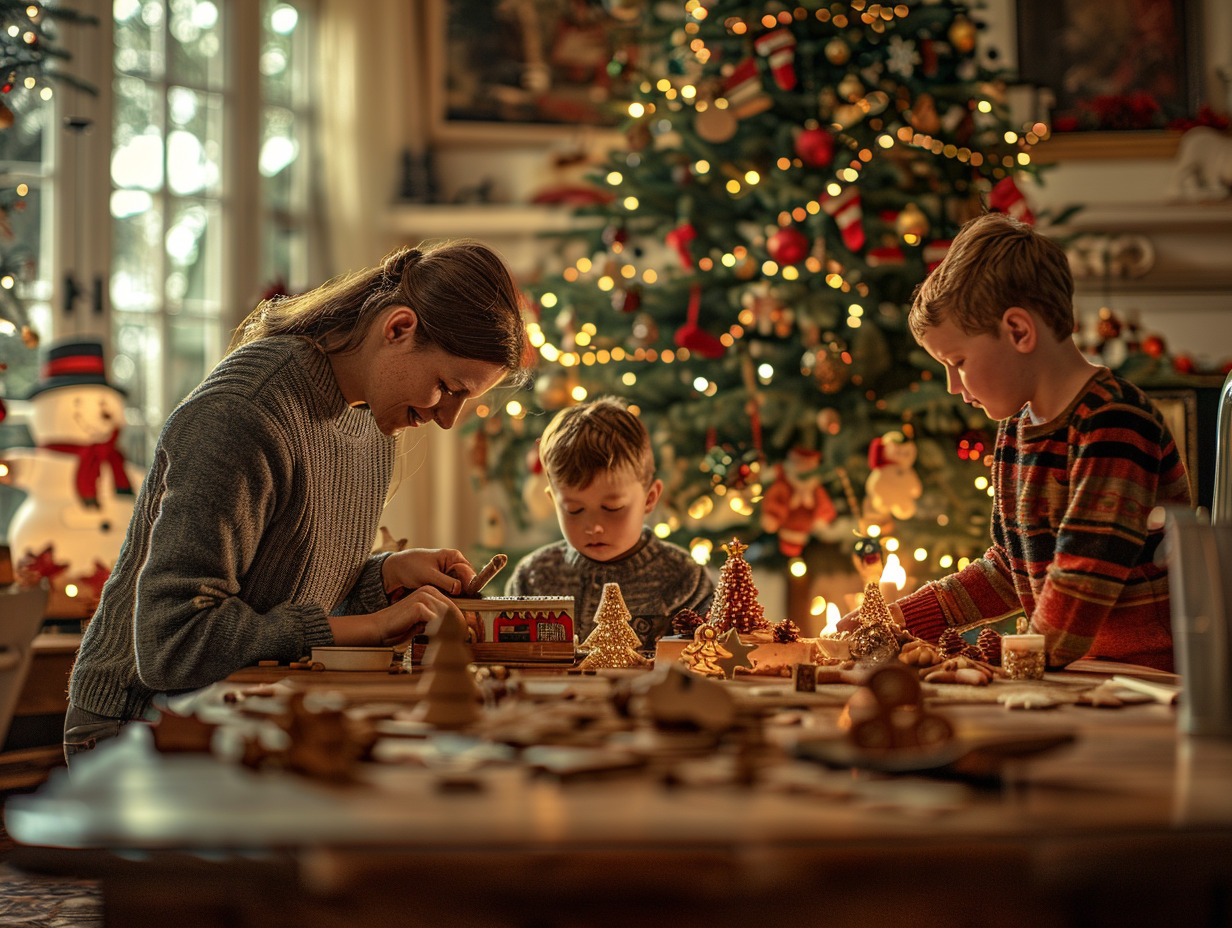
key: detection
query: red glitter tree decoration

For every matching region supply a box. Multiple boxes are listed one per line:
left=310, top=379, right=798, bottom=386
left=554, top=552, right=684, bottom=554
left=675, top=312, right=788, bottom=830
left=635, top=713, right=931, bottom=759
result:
left=707, top=538, right=768, bottom=635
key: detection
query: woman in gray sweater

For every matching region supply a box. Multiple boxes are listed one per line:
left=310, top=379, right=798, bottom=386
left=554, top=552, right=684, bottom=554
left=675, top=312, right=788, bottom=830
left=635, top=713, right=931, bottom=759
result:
left=65, top=240, right=527, bottom=758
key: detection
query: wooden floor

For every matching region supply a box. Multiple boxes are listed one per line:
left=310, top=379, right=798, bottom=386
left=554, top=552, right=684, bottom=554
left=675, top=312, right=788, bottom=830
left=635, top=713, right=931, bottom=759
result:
left=0, top=788, right=102, bottom=928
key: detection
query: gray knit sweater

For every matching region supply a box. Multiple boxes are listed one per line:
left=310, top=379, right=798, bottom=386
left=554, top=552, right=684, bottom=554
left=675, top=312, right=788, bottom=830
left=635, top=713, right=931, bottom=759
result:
left=69, top=337, right=395, bottom=720
left=504, top=528, right=714, bottom=645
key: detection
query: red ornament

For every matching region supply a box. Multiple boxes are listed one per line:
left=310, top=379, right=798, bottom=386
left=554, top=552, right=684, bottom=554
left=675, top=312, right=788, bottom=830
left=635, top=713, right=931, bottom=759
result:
left=602, top=224, right=628, bottom=248
left=614, top=285, right=641, bottom=314
left=794, top=127, right=834, bottom=167
left=767, top=226, right=809, bottom=265
left=1172, top=354, right=1196, bottom=374
left=1142, top=334, right=1166, bottom=358
left=666, top=222, right=697, bottom=269
left=674, top=284, right=726, bottom=359
left=1096, top=308, right=1122, bottom=340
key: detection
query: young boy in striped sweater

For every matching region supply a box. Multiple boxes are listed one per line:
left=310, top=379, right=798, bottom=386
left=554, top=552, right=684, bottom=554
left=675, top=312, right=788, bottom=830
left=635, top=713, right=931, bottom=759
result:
left=878, top=212, right=1190, bottom=672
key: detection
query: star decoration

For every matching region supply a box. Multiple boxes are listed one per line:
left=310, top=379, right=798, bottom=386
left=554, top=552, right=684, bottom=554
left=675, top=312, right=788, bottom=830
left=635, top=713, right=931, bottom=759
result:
left=76, top=560, right=112, bottom=601
left=17, top=544, right=70, bottom=582
left=721, top=538, right=748, bottom=560
left=714, top=628, right=756, bottom=680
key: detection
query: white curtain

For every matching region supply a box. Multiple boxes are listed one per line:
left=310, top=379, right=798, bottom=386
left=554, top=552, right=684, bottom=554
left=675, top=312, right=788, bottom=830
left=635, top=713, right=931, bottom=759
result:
left=315, top=0, right=469, bottom=552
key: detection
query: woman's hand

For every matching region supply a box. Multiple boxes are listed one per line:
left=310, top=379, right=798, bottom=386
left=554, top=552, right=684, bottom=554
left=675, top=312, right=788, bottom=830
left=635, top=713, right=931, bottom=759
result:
left=332, top=586, right=478, bottom=647
left=382, top=547, right=476, bottom=597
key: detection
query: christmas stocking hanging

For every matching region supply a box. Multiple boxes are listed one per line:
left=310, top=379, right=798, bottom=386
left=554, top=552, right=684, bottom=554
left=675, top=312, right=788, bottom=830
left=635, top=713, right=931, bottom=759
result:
left=724, top=56, right=772, bottom=118
left=820, top=187, right=865, bottom=252
left=754, top=28, right=797, bottom=91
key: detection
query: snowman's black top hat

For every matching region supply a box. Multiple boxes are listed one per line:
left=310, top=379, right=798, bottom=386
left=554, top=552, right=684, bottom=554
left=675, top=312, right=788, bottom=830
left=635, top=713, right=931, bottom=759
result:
left=27, top=338, right=127, bottom=398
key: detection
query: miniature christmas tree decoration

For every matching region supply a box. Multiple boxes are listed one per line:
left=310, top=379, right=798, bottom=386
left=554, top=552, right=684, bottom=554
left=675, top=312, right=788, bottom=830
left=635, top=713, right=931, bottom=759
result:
left=847, top=582, right=901, bottom=664
left=707, top=538, right=768, bottom=634
left=413, top=611, right=482, bottom=729
left=579, top=583, right=648, bottom=671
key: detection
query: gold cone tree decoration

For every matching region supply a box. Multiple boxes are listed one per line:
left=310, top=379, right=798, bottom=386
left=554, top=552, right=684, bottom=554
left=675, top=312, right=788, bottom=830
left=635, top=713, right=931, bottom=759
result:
left=707, top=538, right=768, bottom=635
left=848, top=582, right=901, bottom=663
left=579, top=582, right=648, bottom=671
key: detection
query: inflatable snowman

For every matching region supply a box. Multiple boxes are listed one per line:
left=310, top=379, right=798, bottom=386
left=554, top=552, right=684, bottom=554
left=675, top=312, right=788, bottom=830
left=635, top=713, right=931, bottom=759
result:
left=2, top=338, right=142, bottom=600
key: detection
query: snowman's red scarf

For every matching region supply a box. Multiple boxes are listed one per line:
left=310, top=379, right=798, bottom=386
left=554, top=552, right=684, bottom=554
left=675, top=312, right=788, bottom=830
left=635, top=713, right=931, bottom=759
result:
left=41, top=429, right=133, bottom=503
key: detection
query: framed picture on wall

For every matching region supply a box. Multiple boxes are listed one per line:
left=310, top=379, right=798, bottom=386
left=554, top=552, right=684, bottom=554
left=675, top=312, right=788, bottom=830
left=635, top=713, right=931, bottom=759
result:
left=1016, top=0, right=1205, bottom=160
left=426, top=0, right=638, bottom=144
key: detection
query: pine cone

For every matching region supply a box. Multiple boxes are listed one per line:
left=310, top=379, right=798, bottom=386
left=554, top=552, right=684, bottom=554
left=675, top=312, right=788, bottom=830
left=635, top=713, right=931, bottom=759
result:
left=773, top=619, right=801, bottom=643
left=977, top=627, right=1002, bottom=666
left=671, top=609, right=705, bottom=637
left=937, top=627, right=966, bottom=658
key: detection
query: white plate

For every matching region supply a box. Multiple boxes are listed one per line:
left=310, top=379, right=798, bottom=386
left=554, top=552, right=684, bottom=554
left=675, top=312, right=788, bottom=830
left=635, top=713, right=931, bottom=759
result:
left=310, top=646, right=396, bottom=671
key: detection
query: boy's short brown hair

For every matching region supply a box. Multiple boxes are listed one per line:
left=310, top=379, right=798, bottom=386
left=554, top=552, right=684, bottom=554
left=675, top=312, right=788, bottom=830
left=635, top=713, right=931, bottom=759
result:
left=538, top=396, right=656, bottom=490
left=908, top=212, right=1074, bottom=341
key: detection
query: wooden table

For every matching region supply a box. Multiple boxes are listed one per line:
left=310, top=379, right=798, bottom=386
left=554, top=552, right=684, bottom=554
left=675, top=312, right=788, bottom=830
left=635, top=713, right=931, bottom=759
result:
left=5, top=663, right=1232, bottom=928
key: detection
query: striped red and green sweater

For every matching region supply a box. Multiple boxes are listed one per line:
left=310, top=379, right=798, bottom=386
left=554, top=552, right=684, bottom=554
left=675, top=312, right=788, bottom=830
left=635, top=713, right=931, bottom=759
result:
left=897, top=367, right=1191, bottom=672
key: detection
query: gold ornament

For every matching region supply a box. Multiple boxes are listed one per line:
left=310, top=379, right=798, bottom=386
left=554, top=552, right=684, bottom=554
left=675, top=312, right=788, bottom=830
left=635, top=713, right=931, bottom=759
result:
left=802, top=341, right=850, bottom=394
left=0, top=103, right=14, bottom=130
left=948, top=15, right=977, bottom=54
left=579, top=583, right=648, bottom=670
left=825, top=37, right=850, bottom=65
left=681, top=624, right=731, bottom=678
left=895, top=203, right=930, bottom=242
left=816, top=407, right=841, bottom=435
left=838, top=74, right=863, bottom=102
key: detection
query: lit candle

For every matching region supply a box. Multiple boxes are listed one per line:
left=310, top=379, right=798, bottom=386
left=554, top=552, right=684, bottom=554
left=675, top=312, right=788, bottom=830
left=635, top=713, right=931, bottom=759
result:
left=878, top=552, right=907, bottom=603
left=817, top=602, right=850, bottom=660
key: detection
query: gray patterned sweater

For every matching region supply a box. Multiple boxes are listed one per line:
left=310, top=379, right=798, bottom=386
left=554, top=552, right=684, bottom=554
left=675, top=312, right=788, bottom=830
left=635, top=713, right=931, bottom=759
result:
left=69, top=337, right=394, bottom=720
left=504, top=528, right=715, bottom=645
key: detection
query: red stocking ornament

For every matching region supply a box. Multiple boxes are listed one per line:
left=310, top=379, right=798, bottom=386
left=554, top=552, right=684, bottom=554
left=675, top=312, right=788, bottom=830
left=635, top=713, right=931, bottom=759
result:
left=820, top=187, right=865, bottom=252
left=674, top=285, right=726, bottom=359
left=755, top=28, right=797, bottom=91
left=724, top=56, right=772, bottom=118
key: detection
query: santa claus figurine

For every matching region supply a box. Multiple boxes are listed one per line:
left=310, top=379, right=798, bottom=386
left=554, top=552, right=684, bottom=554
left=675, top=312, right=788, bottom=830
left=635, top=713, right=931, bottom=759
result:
left=760, top=447, right=837, bottom=557
left=1, top=338, right=142, bottom=608
left=864, top=430, right=922, bottom=523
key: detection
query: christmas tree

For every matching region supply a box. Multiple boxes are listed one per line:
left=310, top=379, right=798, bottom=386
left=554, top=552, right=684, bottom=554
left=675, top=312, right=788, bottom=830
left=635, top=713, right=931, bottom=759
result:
left=0, top=1, right=97, bottom=409
left=579, top=582, right=649, bottom=670
left=707, top=537, right=767, bottom=633
left=479, top=1, right=1055, bottom=586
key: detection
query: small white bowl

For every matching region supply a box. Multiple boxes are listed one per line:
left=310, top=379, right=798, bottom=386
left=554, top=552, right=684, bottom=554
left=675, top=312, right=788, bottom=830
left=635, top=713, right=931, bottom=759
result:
left=310, top=646, right=395, bottom=671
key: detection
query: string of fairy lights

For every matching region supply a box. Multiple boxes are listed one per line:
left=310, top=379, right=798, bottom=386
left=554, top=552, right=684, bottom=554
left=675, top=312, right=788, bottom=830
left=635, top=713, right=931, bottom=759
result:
left=476, top=0, right=1025, bottom=573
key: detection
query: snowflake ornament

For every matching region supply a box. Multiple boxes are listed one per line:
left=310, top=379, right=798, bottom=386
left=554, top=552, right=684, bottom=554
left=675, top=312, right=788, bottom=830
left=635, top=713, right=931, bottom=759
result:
left=886, top=36, right=920, bottom=78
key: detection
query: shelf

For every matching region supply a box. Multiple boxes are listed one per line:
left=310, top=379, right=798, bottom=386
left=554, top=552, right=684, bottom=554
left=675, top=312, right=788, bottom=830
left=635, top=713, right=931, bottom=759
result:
left=384, top=203, right=588, bottom=240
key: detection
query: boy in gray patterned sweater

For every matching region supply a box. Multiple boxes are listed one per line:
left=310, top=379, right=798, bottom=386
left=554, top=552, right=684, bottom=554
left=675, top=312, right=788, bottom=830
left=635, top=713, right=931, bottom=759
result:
left=505, top=397, right=714, bottom=646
